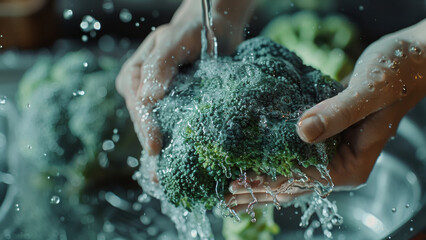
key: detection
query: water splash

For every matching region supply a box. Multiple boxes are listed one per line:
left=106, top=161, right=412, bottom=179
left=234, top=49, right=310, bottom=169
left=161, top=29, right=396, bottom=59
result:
left=237, top=170, right=258, bottom=223
left=287, top=194, right=343, bottom=239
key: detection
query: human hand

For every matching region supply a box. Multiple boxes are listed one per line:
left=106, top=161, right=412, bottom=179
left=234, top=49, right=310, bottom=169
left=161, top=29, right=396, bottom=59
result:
left=227, top=19, right=426, bottom=211
left=116, top=0, right=255, bottom=156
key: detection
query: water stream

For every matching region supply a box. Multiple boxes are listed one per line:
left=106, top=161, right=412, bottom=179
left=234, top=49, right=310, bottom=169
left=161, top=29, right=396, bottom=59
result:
left=201, top=0, right=218, bottom=60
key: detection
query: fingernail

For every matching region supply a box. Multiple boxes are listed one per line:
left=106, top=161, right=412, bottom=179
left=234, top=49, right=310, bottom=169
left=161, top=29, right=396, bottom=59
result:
left=297, top=115, right=324, bottom=142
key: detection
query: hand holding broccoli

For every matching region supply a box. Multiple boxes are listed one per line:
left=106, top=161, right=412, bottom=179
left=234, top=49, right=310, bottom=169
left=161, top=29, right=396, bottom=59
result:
left=229, top=19, right=426, bottom=210
left=115, top=0, right=255, bottom=156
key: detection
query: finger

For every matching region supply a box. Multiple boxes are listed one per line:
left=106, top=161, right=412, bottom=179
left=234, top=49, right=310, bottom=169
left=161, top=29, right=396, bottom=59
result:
left=134, top=55, right=177, bottom=156
left=228, top=169, right=321, bottom=196
left=116, top=34, right=155, bottom=97
left=225, top=191, right=307, bottom=213
left=328, top=98, right=410, bottom=187
left=297, top=59, right=407, bottom=143
left=231, top=203, right=269, bottom=214
left=133, top=25, right=203, bottom=155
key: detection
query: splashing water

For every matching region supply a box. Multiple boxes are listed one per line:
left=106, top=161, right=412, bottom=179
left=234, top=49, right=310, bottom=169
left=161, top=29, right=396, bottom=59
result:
left=129, top=2, right=342, bottom=239
left=133, top=152, right=215, bottom=239
left=237, top=170, right=259, bottom=223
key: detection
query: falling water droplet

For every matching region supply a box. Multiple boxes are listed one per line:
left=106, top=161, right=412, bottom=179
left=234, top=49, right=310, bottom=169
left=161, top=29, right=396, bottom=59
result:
left=191, top=230, right=197, bottom=238
left=119, top=9, right=132, bottom=23
left=359, top=5, right=364, bottom=11
left=15, top=204, right=20, bottom=212
left=410, top=227, right=414, bottom=232
left=26, top=103, right=31, bottom=108
left=93, top=21, right=101, bottom=31
left=27, top=145, right=32, bottom=150
left=0, top=96, right=6, bottom=105
left=388, top=123, right=392, bottom=128
left=391, top=207, right=397, bottom=213
left=127, top=156, right=139, bottom=168
left=102, top=140, right=115, bottom=151
left=135, top=22, right=140, bottom=27
left=102, top=0, right=114, bottom=13
left=50, top=195, right=61, bottom=205
left=63, top=9, right=73, bottom=20
left=83, top=62, right=88, bottom=68
left=73, top=90, right=85, bottom=96
left=406, top=204, right=410, bottom=208
left=80, top=15, right=100, bottom=32
left=151, top=26, right=156, bottom=31
left=81, top=35, right=88, bottom=42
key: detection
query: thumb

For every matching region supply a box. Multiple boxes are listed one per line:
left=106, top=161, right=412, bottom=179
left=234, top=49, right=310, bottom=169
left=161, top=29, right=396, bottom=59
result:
left=296, top=62, right=404, bottom=143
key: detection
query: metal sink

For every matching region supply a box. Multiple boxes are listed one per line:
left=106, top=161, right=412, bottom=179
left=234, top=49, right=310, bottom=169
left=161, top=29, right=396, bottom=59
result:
left=1, top=50, right=425, bottom=240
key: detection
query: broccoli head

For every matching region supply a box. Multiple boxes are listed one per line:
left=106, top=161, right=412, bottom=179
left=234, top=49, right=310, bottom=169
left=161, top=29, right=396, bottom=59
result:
left=155, top=37, right=343, bottom=210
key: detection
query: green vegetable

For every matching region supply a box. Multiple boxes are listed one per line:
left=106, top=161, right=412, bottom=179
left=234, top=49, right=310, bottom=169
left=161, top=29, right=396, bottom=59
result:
left=262, top=11, right=362, bottom=80
left=222, top=206, right=280, bottom=240
left=16, top=50, right=141, bottom=196
left=156, top=37, right=343, bottom=210
left=15, top=50, right=142, bottom=239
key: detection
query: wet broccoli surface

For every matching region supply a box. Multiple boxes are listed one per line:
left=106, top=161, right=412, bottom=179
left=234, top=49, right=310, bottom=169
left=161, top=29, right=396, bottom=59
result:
left=155, top=37, right=343, bottom=210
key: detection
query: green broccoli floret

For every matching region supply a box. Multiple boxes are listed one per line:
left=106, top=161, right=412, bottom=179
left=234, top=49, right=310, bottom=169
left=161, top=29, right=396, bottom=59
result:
left=17, top=50, right=141, bottom=194
left=156, top=37, right=343, bottom=210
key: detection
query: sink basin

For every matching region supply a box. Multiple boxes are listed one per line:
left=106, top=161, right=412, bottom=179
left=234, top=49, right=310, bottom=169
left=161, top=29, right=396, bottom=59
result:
left=0, top=50, right=425, bottom=240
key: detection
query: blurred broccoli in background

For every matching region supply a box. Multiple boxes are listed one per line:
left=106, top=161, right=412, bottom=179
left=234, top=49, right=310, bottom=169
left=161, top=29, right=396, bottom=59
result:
left=15, top=50, right=141, bottom=238
left=155, top=37, right=343, bottom=211
left=262, top=11, right=362, bottom=80
left=222, top=206, right=280, bottom=240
